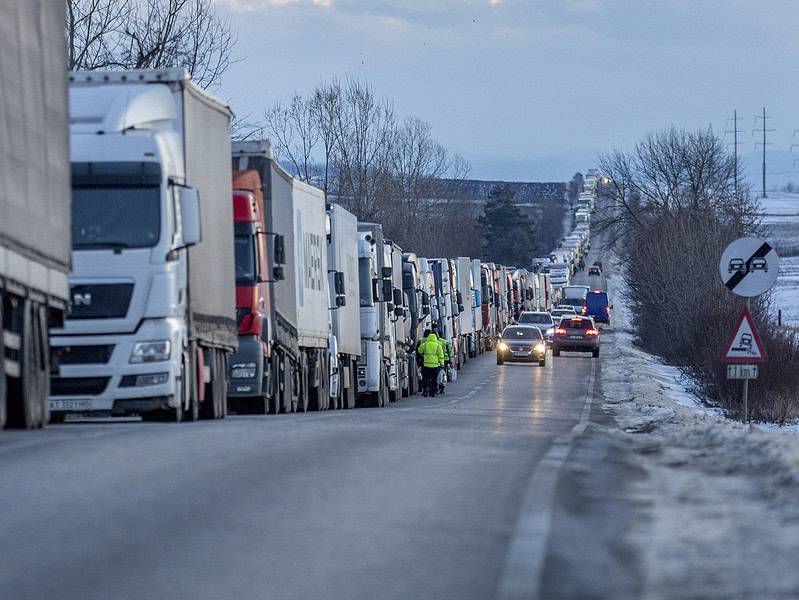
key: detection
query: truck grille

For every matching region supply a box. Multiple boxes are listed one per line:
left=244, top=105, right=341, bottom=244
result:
left=50, top=377, right=110, bottom=396
left=52, top=345, right=114, bottom=365
left=68, top=284, right=134, bottom=320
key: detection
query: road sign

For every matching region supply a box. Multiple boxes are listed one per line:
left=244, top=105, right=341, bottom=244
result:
left=719, top=237, right=779, bottom=297
left=721, top=307, right=767, bottom=364
left=727, top=364, right=759, bottom=380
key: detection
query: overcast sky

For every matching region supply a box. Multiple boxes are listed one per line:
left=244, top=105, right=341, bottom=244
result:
left=213, top=0, right=799, bottom=181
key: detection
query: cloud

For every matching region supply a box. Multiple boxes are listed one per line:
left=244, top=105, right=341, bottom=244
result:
left=214, top=0, right=331, bottom=11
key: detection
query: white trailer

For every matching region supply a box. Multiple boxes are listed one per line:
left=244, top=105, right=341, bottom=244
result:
left=327, top=204, right=360, bottom=409
left=1, top=0, right=70, bottom=428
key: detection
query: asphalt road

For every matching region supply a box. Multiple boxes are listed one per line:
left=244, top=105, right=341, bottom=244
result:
left=0, top=266, right=640, bottom=600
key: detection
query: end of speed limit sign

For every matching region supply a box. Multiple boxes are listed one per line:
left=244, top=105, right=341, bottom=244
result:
left=719, top=237, right=779, bottom=297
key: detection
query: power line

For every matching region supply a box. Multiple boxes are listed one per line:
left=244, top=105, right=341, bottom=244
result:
left=725, top=109, right=745, bottom=194
left=753, top=107, right=775, bottom=198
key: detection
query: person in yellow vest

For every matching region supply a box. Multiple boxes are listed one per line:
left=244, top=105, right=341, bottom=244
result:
left=417, top=329, right=444, bottom=397
left=432, top=322, right=451, bottom=395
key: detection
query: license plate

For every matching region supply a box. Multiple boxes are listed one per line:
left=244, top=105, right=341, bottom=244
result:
left=569, top=335, right=583, bottom=340
left=513, top=351, right=528, bottom=357
left=49, top=399, right=93, bottom=411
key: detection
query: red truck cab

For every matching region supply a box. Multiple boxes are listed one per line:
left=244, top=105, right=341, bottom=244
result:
left=228, top=170, right=272, bottom=411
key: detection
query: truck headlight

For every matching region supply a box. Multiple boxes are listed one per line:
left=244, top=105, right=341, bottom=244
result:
left=231, top=363, right=257, bottom=379
left=129, top=340, right=171, bottom=363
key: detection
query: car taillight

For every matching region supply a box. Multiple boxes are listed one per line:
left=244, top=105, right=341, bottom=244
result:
left=586, top=329, right=599, bottom=336
left=555, top=328, right=567, bottom=335
left=605, top=306, right=610, bottom=313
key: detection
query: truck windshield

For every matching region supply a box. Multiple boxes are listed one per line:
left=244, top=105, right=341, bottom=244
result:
left=359, top=257, right=374, bottom=307
left=72, top=186, right=160, bottom=250
left=235, top=234, right=256, bottom=285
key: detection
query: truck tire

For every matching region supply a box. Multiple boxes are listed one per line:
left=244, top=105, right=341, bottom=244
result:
left=6, top=300, right=47, bottom=429
left=182, top=350, right=199, bottom=421
left=297, top=358, right=309, bottom=413
left=199, top=348, right=216, bottom=419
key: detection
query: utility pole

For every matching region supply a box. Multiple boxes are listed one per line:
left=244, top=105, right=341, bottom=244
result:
left=725, top=109, right=744, bottom=194
left=754, top=107, right=774, bottom=198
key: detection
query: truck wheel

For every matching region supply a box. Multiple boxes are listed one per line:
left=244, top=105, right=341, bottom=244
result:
left=6, top=300, right=46, bottom=428
left=182, top=351, right=199, bottom=421
left=297, top=359, right=308, bottom=413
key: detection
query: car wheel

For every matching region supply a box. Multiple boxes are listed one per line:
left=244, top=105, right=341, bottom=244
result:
left=496, top=356, right=504, bottom=365
left=539, top=359, right=546, bottom=367
left=592, top=348, right=599, bottom=358
left=552, top=348, right=560, bottom=357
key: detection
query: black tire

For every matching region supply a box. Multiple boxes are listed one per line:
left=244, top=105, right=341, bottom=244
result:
left=7, top=300, right=46, bottom=429
left=496, top=356, right=504, bottom=365
left=552, top=348, right=560, bottom=357
left=297, top=358, right=309, bottom=413
left=183, top=350, right=199, bottom=421
left=539, top=359, right=546, bottom=367
left=380, top=369, right=390, bottom=407
left=342, top=359, right=356, bottom=409
left=592, top=348, right=600, bottom=358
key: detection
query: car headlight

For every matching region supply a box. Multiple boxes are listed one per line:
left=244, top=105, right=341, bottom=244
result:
left=231, top=362, right=257, bottom=379
left=498, top=342, right=508, bottom=351
left=129, top=340, right=171, bottom=363
left=535, top=343, right=546, bottom=353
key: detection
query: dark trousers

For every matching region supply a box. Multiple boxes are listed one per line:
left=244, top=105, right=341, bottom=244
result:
left=422, top=366, right=439, bottom=396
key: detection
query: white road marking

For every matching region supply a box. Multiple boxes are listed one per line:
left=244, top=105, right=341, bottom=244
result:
left=496, top=360, right=596, bottom=600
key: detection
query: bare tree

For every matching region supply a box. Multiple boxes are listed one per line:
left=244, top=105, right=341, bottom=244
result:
left=66, top=0, right=235, bottom=89
left=66, top=0, right=130, bottom=69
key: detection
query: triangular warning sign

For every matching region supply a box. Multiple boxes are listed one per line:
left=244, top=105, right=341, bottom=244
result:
left=721, top=307, right=767, bottom=364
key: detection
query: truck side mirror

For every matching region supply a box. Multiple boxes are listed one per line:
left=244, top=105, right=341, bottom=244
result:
left=372, top=278, right=380, bottom=303
left=273, top=235, right=286, bottom=265
left=336, top=296, right=346, bottom=307
left=456, top=291, right=463, bottom=304
left=272, top=265, right=285, bottom=281
left=381, top=266, right=393, bottom=278
left=334, top=271, right=346, bottom=295
left=179, top=186, right=201, bottom=247
left=458, top=304, right=465, bottom=313
left=392, top=288, right=403, bottom=307
left=394, top=306, right=404, bottom=317
left=382, top=278, right=393, bottom=301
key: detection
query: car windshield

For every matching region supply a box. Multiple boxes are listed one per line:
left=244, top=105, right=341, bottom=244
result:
left=234, top=234, right=256, bottom=285
left=502, top=327, right=542, bottom=339
left=563, top=319, right=593, bottom=330
left=518, top=313, right=552, bottom=324
left=72, top=186, right=161, bottom=249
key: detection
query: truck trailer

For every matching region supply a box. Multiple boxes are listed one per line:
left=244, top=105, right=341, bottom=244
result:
left=52, top=69, right=236, bottom=422
left=327, top=203, right=361, bottom=409
left=1, top=0, right=70, bottom=428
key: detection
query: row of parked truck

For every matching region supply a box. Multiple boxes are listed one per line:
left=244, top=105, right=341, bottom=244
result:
left=0, top=3, right=577, bottom=428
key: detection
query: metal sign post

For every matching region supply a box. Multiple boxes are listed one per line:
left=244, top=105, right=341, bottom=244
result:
left=719, top=238, right=777, bottom=423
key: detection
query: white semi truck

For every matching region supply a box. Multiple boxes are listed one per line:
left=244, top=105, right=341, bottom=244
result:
left=327, top=203, right=361, bottom=409
left=51, top=69, right=236, bottom=422
left=1, top=0, right=70, bottom=428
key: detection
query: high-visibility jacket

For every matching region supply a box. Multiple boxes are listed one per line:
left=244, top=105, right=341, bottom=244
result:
left=418, top=334, right=444, bottom=368
left=438, top=338, right=451, bottom=363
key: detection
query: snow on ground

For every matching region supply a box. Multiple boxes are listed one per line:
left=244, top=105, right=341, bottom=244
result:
left=598, top=264, right=799, bottom=599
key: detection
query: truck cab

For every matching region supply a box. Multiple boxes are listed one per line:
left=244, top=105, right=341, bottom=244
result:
left=227, top=170, right=273, bottom=413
